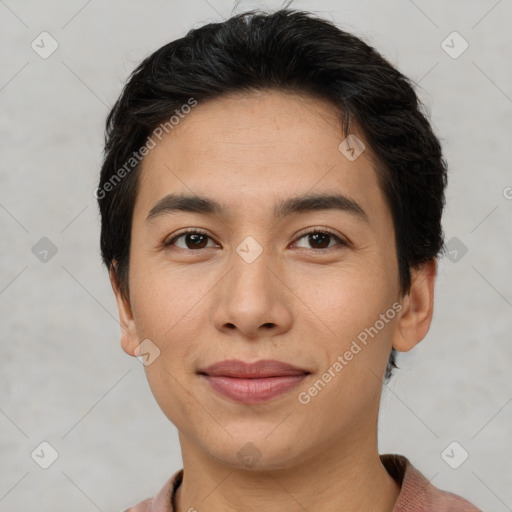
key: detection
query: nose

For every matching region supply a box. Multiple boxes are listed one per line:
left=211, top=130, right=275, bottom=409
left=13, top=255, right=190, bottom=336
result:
left=211, top=245, right=293, bottom=340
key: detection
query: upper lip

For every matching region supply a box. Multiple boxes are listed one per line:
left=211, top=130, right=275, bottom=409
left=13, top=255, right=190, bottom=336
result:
left=198, top=359, right=310, bottom=378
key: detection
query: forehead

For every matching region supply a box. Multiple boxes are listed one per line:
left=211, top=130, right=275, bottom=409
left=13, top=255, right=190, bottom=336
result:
left=134, top=89, right=389, bottom=226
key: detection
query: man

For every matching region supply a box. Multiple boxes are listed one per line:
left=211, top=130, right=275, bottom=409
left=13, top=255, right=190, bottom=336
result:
left=96, top=9, right=482, bottom=511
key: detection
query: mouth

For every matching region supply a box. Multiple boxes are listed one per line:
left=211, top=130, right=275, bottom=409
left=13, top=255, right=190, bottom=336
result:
left=197, top=359, right=311, bottom=404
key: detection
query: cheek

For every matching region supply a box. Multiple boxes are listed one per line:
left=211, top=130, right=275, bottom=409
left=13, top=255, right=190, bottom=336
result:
left=129, top=261, right=203, bottom=338
left=293, top=262, right=393, bottom=336
left=128, top=262, right=220, bottom=399
left=293, top=262, right=398, bottom=391
left=129, top=267, right=205, bottom=427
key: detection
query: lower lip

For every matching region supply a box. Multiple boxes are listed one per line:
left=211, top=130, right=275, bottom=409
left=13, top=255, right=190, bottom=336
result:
left=203, top=374, right=308, bottom=404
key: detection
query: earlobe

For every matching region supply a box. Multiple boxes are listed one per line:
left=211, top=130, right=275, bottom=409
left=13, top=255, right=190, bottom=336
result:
left=109, top=264, right=140, bottom=357
left=392, top=259, right=437, bottom=353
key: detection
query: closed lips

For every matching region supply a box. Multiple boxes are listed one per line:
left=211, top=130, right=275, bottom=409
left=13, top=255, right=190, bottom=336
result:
left=198, top=359, right=311, bottom=379
left=199, top=359, right=311, bottom=404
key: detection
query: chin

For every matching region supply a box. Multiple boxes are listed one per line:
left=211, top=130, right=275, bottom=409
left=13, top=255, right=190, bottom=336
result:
left=206, top=436, right=309, bottom=472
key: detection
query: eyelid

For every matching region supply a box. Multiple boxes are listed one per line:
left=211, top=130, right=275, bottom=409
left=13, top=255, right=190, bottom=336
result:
left=294, top=226, right=347, bottom=244
left=292, top=226, right=349, bottom=250
left=164, top=227, right=214, bottom=247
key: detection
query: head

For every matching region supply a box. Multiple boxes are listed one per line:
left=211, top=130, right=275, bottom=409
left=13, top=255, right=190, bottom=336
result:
left=97, top=9, right=447, bottom=469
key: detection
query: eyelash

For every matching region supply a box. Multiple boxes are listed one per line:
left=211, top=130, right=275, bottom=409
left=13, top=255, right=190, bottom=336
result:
left=163, top=227, right=348, bottom=252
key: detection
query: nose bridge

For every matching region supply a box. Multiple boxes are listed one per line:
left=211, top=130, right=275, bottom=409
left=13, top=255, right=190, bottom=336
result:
left=230, top=236, right=277, bottom=308
left=211, top=233, right=293, bottom=337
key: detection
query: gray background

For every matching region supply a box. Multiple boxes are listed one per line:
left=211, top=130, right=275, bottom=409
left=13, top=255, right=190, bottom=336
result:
left=1, top=0, right=511, bottom=510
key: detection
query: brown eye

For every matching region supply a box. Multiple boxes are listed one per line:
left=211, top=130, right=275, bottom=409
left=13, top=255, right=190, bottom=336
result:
left=165, top=230, right=215, bottom=250
left=294, top=229, right=347, bottom=250
left=306, top=232, right=331, bottom=249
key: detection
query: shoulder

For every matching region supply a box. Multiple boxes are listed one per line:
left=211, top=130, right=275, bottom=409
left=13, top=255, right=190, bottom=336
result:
left=123, top=497, right=152, bottom=512
left=122, top=469, right=183, bottom=512
left=381, top=454, right=483, bottom=512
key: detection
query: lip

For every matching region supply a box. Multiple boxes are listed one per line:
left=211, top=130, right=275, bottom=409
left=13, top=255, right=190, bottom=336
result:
left=198, top=359, right=310, bottom=404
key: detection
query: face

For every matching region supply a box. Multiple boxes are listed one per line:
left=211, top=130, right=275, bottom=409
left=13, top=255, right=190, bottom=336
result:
left=111, top=89, right=434, bottom=470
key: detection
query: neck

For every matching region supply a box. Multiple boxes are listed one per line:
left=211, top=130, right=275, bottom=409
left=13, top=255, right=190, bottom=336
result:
left=174, top=432, right=400, bottom=512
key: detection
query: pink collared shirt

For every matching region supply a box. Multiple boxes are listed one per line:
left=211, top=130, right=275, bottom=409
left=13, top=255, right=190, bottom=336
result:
left=124, top=454, right=483, bottom=511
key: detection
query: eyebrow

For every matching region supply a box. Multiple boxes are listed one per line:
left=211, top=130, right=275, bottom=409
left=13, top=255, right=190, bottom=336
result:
left=146, top=192, right=369, bottom=224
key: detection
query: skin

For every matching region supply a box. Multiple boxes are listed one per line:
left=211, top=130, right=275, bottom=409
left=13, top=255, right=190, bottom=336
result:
left=110, top=89, right=436, bottom=512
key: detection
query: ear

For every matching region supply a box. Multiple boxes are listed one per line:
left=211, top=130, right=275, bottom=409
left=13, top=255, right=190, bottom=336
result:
left=109, top=263, right=139, bottom=357
left=392, top=258, right=437, bottom=352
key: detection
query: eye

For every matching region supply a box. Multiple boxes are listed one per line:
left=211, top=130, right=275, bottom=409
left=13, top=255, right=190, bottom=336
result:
left=164, top=228, right=217, bottom=250
left=293, top=228, right=347, bottom=250
left=163, top=227, right=348, bottom=252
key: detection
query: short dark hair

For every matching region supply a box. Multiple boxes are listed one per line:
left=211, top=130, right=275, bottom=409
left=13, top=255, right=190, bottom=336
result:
left=97, top=9, right=448, bottom=381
